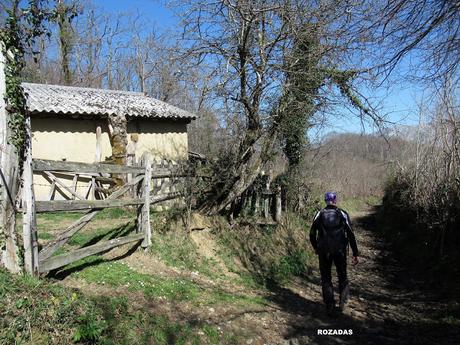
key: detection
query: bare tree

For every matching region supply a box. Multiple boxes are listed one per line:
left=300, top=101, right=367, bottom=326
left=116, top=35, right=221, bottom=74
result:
left=366, top=0, right=460, bottom=84
left=174, top=0, right=382, bottom=213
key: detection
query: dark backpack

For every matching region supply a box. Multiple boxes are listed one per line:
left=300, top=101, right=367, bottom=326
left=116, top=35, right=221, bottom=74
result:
left=317, top=208, right=347, bottom=255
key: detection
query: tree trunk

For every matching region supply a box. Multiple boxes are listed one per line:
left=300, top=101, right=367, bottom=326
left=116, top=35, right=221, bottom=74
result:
left=107, top=114, right=128, bottom=185
left=202, top=131, right=277, bottom=215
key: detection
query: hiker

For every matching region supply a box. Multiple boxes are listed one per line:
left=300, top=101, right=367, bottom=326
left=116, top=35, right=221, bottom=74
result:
left=309, top=191, right=359, bottom=313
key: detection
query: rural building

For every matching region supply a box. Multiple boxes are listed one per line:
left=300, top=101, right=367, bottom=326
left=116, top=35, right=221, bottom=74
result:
left=22, top=82, right=196, bottom=200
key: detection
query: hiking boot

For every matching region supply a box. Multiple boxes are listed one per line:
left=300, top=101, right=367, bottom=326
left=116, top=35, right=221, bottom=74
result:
left=338, top=299, right=347, bottom=313
left=325, top=304, right=337, bottom=317
left=339, top=285, right=349, bottom=313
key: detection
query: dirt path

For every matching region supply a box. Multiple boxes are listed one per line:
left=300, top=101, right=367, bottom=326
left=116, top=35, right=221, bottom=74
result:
left=57, top=209, right=459, bottom=344
left=270, top=209, right=459, bottom=345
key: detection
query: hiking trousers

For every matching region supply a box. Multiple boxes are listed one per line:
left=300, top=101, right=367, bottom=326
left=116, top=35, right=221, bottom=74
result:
left=318, top=251, right=349, bottom=308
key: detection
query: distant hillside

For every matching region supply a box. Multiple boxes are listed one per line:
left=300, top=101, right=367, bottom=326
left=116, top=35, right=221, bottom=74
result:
left=304, top=132, right=414, bottom=199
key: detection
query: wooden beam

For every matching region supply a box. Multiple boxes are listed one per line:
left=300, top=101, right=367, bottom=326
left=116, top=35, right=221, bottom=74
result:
left=39, top=233, right=144, bottom=273
left=150, top=192, right=182, bottom=204
left=275, top=186, right=282, bottom=222
left=49, top=172, right=117, bottom=183
left=38, top=210, right=99, bottom=261
left=44, top=171, right=86, bottom=200
left=22, top=116, right=39, bottom=275
left=71, top=174, right=78, bottom=200
left=47, top=180, right=56, bottom=201
left=90, top=176, right=96, bottom=200
left=32, top=159, right=144, bottom=174
left=138, top=154, right=152, bottom=248
left=151, top=172, right=186, bottom=179
left=36, top=198, right=144, bottom=213
left=38, top=175, right=144, bottom=261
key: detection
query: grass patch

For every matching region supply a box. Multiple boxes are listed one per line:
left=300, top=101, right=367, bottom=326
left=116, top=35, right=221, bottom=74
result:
left=74, top=259, right=200, bottom=301
left=149, top=233, right=220, bottom=278
left=94, top=207, right=136, bottom=220
left=339, top=195, right=380, bottom=215
left=68, top=221, right=135, bottom=247
left=215, top=213, right=315, bottom=286
left=71, top=256, right=266, bottom=307
left=37, top=231, right=54, bottom=240
left=0, top=268, right=105, bottom=344
left=38, top=211, right=83, bottom=222
left=0, top=269, right=236, bottom=344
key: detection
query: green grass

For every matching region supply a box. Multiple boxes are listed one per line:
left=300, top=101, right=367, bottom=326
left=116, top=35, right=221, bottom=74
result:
left=72, top=257, right=267, bottom=308
left=0, top=269, right=233, bottom=345
left=339, top=195, right=380, bottom=215
left=94, top=207, right=136, bottom=220
left=214, top=213, right=315, bottom=286
left=37, top=231, right=54, bottom=240
left=148, top=227, right=224, bottom=280
left=38, top=211, right=83, bottom=222
left=68, top=221, right=135, bottom=247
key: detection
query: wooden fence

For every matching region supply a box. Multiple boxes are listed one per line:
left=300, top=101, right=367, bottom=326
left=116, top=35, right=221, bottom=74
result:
left=21, top=154, right=182, bottom=275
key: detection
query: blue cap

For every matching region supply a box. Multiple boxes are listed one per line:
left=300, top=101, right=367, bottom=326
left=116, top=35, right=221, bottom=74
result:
left=324, top=191, right=337, bottom=204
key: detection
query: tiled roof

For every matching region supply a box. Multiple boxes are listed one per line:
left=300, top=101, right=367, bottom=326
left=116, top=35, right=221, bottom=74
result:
left=22, top=83, right=196, bottom=120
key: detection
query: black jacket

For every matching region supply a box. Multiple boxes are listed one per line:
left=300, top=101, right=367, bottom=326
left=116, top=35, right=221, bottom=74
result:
left=309, top=205, right=359, bottom=257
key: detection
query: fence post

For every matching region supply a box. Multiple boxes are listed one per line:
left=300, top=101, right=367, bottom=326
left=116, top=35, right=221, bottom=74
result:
left=22, top=116, right=39, bottom=274
left=275, top=186, right=282, bottom=222
left=138, top=153, right=152, bottom=248
left=0, top=44, right=21, bottom=273
left=263, top=191, right=270, bottom=220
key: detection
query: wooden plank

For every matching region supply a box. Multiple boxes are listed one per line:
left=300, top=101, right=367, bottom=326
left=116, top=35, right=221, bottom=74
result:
left=39, top=233, right=144, bottom=273
left=47, top=180, right=56, bottom=200
left=264, top=194, right=269, bottom=219
left=91, top=176, right=96, bottom=200
left=71, top=174, right=78, bottom=200
left=150, top=192, right=182, bottom=204
left=38, top=175, right=145, bottom=261
left=50, top=172, right=117, bottom=183
left=22, top=116, right=39, bottom=275
left=38, top=210, right=99, bottom=261
left=44, top=171, right=85, bottom=200
left=84, top=179, right=92, bottom=199
left=151, top=171, right=186, bottom=179
left=138, top=154, right=152, bottom=248
left=32, top=159, right=144, bottom=174
left=275, top=186, right=282, bottom=222
left=36, top=198, right=144, bottom=213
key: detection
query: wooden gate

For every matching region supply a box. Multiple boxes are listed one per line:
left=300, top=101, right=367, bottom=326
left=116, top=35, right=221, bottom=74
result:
left=21, top=155, right=158, bottom=275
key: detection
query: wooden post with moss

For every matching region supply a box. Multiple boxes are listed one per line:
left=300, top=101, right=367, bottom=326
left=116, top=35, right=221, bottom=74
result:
left=0, top=43, right=21, bottom=273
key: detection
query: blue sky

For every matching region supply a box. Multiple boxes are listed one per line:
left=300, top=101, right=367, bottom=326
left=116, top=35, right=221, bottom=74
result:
left=93, top=0, right=423, bottom=135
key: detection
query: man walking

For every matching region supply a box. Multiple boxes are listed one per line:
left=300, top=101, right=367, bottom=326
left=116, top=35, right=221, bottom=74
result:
left=310, top=192, right=359, bottom=314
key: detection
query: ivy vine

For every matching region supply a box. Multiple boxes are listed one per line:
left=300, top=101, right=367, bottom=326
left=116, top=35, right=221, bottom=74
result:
left=0, top=1, right=54, bottom=158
